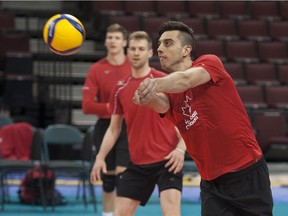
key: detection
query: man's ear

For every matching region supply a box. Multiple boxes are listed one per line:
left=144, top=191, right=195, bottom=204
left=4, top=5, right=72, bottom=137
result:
left=183, top=45, right=192, bottom=57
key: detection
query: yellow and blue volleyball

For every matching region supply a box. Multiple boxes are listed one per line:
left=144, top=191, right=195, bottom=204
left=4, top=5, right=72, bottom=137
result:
left=43, top=14, right=85, bottom=55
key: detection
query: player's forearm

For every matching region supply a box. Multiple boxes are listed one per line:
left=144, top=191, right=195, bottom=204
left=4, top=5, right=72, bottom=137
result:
left=82, top=101, right=109, bottom=116
left=175, top=128, right=186, bottom=153
left=96, top=127, right=121, bottom=160
left=154, top=71, right=192, bottom=93
left=155, top=67, right=210, bottom=93
left=146, top=93, right=170, bottom=114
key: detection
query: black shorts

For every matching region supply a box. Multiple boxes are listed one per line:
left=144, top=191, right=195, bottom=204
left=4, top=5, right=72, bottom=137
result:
left=94, top=119, right=130, bottom=171
left=200, top=157, right=273, bottom=216
left=117, top=161, right=183, bottom=206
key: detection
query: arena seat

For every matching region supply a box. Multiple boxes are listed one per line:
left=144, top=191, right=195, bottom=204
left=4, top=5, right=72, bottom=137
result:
left=244, top=63, right=279, bottom=86
left=236, top=85, right=267, bottom=109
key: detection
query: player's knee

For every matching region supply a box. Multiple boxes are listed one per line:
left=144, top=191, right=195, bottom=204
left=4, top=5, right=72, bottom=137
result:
left=102, top=174, right=116, bottom=192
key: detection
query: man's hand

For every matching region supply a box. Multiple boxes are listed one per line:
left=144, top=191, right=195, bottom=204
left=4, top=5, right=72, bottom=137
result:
left=133, top=90, right=141, bottom=105
left=164, top=148, right=185, bottom=174
left=90, top=157, right=107, bottom=182
left=137, top=78, right=158, bottom=105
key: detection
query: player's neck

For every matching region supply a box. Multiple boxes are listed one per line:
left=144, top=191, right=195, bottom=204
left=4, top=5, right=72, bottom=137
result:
left=132, top=64, right=150, bottom=79
left=172, top=59, right=193, bottom=72
left=106, top=52, right=126, bottom=65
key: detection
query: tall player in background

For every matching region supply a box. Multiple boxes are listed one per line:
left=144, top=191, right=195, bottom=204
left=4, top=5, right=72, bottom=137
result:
left=90, top=31, right=186, bottom=216
left=82, top=23, right=131, bottom=216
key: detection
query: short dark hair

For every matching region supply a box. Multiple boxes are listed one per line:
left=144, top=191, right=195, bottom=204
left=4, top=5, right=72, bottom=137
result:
left=158, top=21, right=195, bottom=50
left=106, top=23, right=129, bottom=40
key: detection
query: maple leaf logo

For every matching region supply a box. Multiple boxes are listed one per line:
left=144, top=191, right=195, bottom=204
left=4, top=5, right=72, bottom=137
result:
left=181, top=95, right=192, bottom=117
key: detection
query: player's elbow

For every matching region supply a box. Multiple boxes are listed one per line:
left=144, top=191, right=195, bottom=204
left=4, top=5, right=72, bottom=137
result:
left=82, top=102, right=90, bottom=114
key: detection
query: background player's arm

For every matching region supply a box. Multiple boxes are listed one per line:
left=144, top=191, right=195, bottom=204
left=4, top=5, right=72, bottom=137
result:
left=82, top=68, right=110, bottom=116
left=82, top=93, right=109, bottom=116
left=90, top=114, right=123, bottom=182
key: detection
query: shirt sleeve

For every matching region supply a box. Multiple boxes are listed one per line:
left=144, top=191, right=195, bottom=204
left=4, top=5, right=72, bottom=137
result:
left=193, top=54, right=229, bottom=84
left=81, top=66, right=109, bottom=116
left=109, top=85, right=123, bottom=115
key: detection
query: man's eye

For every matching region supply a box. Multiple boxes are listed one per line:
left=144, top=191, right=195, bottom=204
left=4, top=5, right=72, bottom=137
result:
left=165, top=41, right=171, bottom=46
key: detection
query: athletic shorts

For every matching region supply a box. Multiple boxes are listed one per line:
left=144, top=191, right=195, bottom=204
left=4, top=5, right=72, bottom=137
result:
left=117, top=160, right=183, bottom=206
left=200, top=157, right=273, bottom=216
left=94, top=119, right=130, bottom=171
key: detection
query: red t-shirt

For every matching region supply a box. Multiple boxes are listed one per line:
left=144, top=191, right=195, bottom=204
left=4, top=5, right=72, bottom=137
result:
left=165, top=54, right=262, bottom=180
left=82, top=57, right=131, bottom=119
left=111, top=68, right=178, bottom=165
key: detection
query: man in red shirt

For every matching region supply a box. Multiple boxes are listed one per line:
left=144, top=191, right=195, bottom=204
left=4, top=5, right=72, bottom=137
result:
left=82, top=24, right=131, bottom=216
left=90, top=31, right=186, bottom=216
left=135, top=21, right=273, bottom=215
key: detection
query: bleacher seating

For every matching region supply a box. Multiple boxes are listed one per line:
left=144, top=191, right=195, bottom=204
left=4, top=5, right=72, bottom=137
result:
left=1, top=0, right=288, bottom=161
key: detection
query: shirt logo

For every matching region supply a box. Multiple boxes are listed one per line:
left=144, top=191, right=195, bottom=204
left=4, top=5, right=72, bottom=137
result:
left=181, top=95, right=198, bottom=130
left=117, top=80, right=125, bottom=86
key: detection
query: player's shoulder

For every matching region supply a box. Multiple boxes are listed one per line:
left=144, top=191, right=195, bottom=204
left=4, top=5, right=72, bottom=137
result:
left=193, top=54, right=224, bottom=67
left=195, top=54, right=221, bottom=62
left=88, top=58, right=106, bottom=70
left=149, top=68, right=167, bottom=78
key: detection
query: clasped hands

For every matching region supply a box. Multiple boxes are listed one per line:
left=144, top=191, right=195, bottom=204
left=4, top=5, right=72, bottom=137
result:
left=133, top=78, right=157, bottom=105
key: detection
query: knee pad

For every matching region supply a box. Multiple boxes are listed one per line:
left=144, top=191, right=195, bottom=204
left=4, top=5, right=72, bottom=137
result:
left=102, top=174, right=116, bottom=193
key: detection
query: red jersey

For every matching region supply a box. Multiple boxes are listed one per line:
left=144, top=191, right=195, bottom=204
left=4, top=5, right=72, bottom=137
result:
left=165, top=54, right=262, bottom=180
left=111, top=68, right=179, bottom=165
left=82, top=57, right=131, bottom=119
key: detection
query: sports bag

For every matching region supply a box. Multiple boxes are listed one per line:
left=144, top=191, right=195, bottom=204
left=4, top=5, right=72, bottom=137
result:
left=18, top=165, right=66, bottom=206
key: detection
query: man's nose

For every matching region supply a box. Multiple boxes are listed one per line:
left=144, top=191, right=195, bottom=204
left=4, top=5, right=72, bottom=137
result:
left=157, top=44, right=163, bottom=53
left=134, top=49, right=140, bottom=55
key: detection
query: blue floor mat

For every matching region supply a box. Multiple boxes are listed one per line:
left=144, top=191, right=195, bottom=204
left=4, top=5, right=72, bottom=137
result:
left=1, top=184, right=288, bottom=216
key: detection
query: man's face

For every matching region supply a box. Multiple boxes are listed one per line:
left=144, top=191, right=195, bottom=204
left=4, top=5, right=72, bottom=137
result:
left=128, top=39, right=152, bottom=69
left=157, top=30, right=184, bottom=72
left=105, top=32, right=127, bottom=54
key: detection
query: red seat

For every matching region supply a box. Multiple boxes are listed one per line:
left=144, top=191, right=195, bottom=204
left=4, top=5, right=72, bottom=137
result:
left=238, top=20, right=270, bottom=42
left=92, top=1, right=125, bottom=29
left=0, top=33, right=30, bottom=71
left=194, top=39, right=225, bottom=61
left=258, top=42, right=288, bottom=63
left=236, top=85, right=267, bottom=109
left=92, top=1, right=124, bottom=15
left=253, top=111, right=288, bottom=161
left=124, top=1, right=156, bottom=17
left=280, top=1, right=288, bottom=20
left=249, top=1, right=281, bottom=21
left=206, top=19, right=238, bottom=40
left=265, top=86, right=288, bottom=109
left=226, top=40, right=258, bottom=63
left=177, top=18, right=207, bottom=40
left=244, top=63, right=279, bottom=86
left=0, top=12, right=15, bottom=31
left=155, top=1, right=188, bottom=18
left=107, top=16, right=140, bottom=33
left=141, top=16, right=170, bottom=36
left=223, top=62, right=246, bottom=85
left=278, top=64, right=288, bottom=85
left=187, top=1, right=219, bottom=18
left=219, top=1, right=249, bottom=20
left=269, top=21, right=288, bottom=42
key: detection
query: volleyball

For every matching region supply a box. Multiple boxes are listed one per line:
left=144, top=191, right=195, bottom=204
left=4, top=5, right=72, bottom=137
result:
left=43, top=14, right=85, bottom=55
